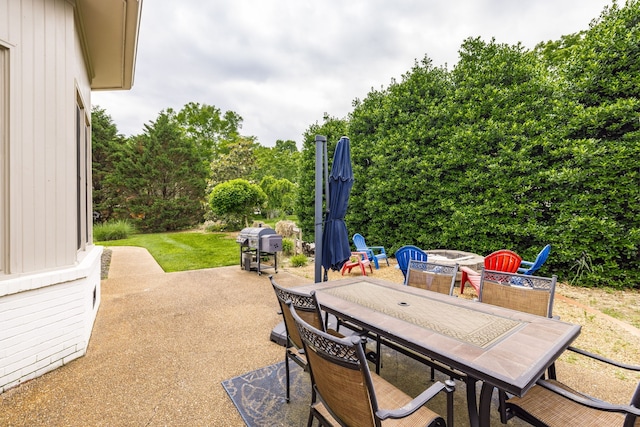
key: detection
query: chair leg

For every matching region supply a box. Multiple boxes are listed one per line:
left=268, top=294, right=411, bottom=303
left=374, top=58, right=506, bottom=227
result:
left=285, top=352, right=291, bottom=403
left=498, top=390, right=510, bottom=424
left=376, top=335, right=382, bottom=373
left=445, top=379, right=456, bottom=427
left=340, top=263, right=348, bottom=276
left=460, top=271, right=467, bottom=294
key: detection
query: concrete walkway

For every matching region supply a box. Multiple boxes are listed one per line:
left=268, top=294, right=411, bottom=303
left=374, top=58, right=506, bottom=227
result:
left=107, top=246, right=165, bottom=278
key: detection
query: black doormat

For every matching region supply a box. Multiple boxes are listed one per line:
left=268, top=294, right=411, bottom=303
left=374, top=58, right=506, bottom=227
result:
left=222, top=361, right=310, bottom=427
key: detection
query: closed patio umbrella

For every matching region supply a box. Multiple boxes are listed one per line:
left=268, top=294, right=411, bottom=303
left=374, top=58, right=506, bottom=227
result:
left=321, top=136, right=354, bottom=275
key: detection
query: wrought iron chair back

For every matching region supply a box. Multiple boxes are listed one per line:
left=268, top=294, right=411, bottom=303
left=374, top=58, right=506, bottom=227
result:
left=270, top=276, right=325, bottom=402
left=405, top=260, right=459, bottom=296
left=478, top=269, right=557, bottom=318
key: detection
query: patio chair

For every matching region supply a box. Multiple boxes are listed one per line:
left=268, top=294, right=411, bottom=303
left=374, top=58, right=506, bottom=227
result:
left=353, top=233, right=390, bottom=269
left=503, top=346, right=640, bottom=426
left=269, top=276, right=340, bottom=403
left=395, top=245, right=428, bottom=279
left=478, top=269, right=557, bottom=318
left=459, top=249, right=522, bottom=295
left=477, top=269, right=560, bottom=423
left=517, top=244, right=551, bottom=275
left=340, top=251, right=373, bottom=276
left=405, top=260, right=459, bottom=296
left=288, top=301, right=456, bottom=427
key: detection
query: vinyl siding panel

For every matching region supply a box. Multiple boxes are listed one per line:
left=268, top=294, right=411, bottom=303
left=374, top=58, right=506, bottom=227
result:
left=8, top=0, right=79, bottom=274
left=0, top=0, right=19, bottom=42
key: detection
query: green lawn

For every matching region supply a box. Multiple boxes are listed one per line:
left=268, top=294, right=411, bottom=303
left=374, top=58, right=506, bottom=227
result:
left=97, top=231, right=239, bottom=272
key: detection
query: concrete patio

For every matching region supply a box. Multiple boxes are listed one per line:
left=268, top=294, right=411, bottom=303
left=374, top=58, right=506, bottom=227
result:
left=1, top=246, right=629, bottom=426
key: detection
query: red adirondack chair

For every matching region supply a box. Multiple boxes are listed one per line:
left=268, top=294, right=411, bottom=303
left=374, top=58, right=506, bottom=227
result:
left=340, top=251, right=373, bottom=276
left=459, top=249, right=522, bottom=294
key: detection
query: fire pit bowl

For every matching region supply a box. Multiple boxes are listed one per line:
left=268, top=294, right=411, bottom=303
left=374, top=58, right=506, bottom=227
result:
left=424, top=249, right=484, bottom=272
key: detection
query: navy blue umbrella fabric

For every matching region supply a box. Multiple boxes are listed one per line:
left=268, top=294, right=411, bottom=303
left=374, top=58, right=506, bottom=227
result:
left=321, top=137, right=354, bottom=272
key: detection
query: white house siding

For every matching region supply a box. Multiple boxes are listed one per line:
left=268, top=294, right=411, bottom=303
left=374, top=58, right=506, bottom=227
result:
left=0, top=0, right=101, bottom=392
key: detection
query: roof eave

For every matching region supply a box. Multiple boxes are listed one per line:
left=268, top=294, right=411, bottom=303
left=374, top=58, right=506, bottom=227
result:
left=77, top=0, right=143, bottom=90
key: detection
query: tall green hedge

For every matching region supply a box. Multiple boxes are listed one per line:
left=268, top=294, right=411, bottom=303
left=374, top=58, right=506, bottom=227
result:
left=298, top=1, right=640, bottom=289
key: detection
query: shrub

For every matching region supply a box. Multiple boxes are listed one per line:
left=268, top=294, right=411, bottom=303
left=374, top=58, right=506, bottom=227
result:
left=204, top=221, right=227, bottom=232
left=209, top=179, right=267, bottom=228
left=289, top=254, right=308, bottom=267
left=94, top=220, right=135, bottom=241
left=282, top=238, right=294, bottom=255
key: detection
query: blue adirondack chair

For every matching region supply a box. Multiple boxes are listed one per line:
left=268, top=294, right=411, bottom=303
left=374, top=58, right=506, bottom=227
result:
left=517, top=244, right=551, bottom=275
left=352, top=233, right=389, bottom=269
left=394, top=245, right=428, bottom=279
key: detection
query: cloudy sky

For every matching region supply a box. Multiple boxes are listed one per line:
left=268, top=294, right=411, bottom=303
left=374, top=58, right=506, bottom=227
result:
left=92, top=0, right=612, bottom=147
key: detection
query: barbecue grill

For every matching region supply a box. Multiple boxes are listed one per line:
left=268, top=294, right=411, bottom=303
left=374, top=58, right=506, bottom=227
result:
left=236, top=227, right=282, bottom=275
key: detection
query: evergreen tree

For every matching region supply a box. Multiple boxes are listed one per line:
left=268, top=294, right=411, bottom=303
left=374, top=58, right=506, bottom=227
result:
left=109, top=110, right=208, bottom=232
left=91, top=106, right=126, bottom=223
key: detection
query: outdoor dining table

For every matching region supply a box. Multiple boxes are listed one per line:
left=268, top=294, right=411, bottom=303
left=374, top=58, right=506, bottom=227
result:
left=294, top=276, right=581, bottom=427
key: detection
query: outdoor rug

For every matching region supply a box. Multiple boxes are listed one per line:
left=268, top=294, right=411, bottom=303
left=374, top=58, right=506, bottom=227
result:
left=222, top=349, right=526, bottom=427
left=222, top=361, right=310, bottom=427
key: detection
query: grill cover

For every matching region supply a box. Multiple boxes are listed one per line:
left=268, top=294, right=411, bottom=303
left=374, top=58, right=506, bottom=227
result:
left=237, top=227, right=280, bottom=250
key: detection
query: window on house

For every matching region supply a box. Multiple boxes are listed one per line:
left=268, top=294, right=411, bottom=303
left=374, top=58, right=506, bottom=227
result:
left=76, top=98, right=90, bottom=251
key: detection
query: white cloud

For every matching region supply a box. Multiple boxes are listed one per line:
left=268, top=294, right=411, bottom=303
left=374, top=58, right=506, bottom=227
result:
left=92, top=0, right=611, bottom=146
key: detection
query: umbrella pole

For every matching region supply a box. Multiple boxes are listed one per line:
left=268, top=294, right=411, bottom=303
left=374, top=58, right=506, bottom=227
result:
left=314, top=135, right=327, bottom=283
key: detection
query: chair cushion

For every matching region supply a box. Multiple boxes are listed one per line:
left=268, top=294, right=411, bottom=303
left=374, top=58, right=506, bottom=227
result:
left=311, top=372, right=445, bottom=426
left=506, top=380, right=631, bottom=427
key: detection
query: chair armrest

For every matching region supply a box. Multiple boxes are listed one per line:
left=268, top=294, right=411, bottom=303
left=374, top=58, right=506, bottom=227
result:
left=519, top=260, right=534, bottom=267
left=377, top=380, right=455, bottom=420
left=352, top=251, right=370, bottom=261
left=536, top=379, right=640, bottom=417
left=459, top=266, right=479, bottom=275
left=369, top=246, right=386, bottom=254
left=567, top=346, right=640, bottom=371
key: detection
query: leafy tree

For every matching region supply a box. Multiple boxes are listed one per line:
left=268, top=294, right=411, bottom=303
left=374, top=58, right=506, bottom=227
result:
left=534, top=32, right=585, bottom=68
left=541, top=0, right=640, bottom=286
left=440, top=38, right=562, bottom=254
left=92, top=106, right=126, bottom=223
left=209, top=179, right=267, bottom=229
left=253, top=139, right=301, bottom=183
left=109, top=110, right=208, bottom=232
left=173, top=102, right=243, bottom=162
left=348, top=56, right=453, bottom=250
left=209, top=137, right=258, bottom=188
left=259, top=175, right=297, bottom=218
